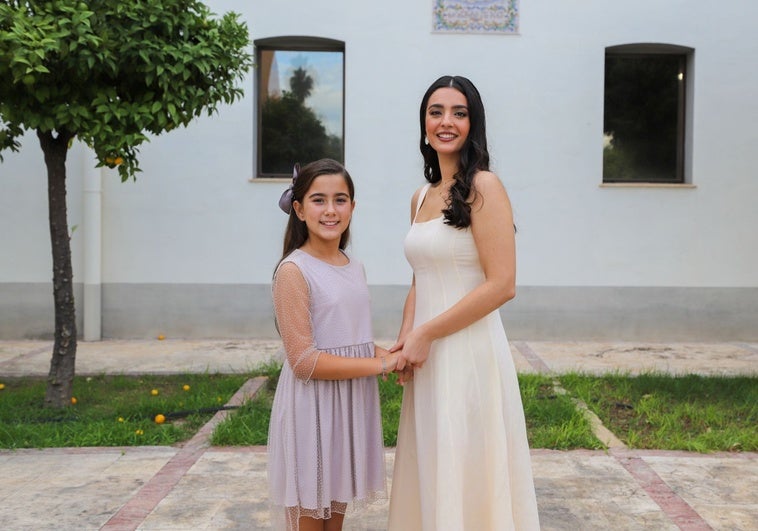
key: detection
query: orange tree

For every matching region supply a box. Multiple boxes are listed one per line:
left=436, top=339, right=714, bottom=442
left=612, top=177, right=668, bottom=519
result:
left=0, top=1, right=252, bottom=407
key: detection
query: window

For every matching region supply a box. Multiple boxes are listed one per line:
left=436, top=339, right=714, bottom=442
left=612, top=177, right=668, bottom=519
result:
left=603, top=44, right=693, bottom=183
left=255, top=37, right=345, bottom=177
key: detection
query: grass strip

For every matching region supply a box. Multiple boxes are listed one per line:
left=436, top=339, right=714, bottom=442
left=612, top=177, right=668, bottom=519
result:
left=0, top=373, right=247, bottom=448
left=210, top=370, right=602, bottom=449
left=558, top=372, right=758, bottom=452
left=3, top=365, right=755, bottom=453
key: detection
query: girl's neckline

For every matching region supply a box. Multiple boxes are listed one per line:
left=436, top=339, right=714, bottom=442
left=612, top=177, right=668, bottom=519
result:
left=295, top=248, right=351, bottom=267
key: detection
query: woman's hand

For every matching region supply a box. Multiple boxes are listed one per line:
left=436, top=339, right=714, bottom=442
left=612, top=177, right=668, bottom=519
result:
left=398, top=327, right=433, bottom=370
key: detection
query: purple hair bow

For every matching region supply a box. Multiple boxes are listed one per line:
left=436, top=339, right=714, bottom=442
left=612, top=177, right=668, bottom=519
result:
left=278, top=163, right=300, bottom=214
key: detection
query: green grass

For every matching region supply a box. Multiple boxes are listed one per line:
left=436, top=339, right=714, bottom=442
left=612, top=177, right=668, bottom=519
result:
left=0, top=373, right=247, bottom=448
left=558, top=373, right=758, bottom=452
left=3, top=365, right=755, bottom=453
left=210, top=371, right=602, bottom=449
left=520, top=374, right=604, bottom=450
left=211, top=369, right=278, bottom=446
left=210, top=367, right=405, bottom=447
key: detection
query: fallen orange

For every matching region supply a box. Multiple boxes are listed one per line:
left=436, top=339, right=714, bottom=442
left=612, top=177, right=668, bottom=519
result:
left=154, top=414, right=166, bottom=424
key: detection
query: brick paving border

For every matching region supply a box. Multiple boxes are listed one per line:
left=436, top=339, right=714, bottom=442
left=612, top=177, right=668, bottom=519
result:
left=101, top=377, right=266, bottom=530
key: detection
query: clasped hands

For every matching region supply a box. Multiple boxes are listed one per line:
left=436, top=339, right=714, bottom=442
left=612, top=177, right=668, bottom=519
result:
left=381, top=331, right=432, bottom=385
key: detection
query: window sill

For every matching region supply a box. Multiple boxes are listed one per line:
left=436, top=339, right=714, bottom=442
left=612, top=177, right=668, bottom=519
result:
left=248, top=177, right=292, bottom=183
left=600, top=182, right=696, bottom=189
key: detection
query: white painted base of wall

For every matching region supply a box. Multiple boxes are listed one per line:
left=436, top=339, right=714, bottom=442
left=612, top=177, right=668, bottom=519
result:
left=2, top=284, right=756, bottom=341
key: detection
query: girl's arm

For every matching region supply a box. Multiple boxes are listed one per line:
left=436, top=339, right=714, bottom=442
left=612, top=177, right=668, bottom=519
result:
left=400, top=171, right=516, bottom=368
left=273, top=262, right=398, bottom=381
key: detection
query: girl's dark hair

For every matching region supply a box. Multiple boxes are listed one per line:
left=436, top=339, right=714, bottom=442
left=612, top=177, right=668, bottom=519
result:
left=276, top=158, right=355, bottom=270
left=420, top=75, right=490, bottom=229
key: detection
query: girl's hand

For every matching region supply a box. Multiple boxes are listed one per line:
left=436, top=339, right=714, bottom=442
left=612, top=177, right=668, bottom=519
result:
left=379, top=351, right=401, bottom=381
left=395, top=364, right=414, bottom=385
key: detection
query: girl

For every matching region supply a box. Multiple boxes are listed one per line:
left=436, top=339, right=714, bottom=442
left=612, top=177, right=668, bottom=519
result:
left=267, top=158, right=399, bottom=531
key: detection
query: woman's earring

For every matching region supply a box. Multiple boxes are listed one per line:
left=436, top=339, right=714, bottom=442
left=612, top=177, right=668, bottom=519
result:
left=424, top=137, right=429, bottom=145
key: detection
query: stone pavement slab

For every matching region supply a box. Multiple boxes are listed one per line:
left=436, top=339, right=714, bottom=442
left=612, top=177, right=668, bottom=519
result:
left=1, top=339, right=756, bottom=530
left=522, top=341, right=758, bottom=376
left=2, top=446, right=755, bottom=530
left=0, top=339, right=282, bottom=377
left=0, top=447, right=177, bottom=530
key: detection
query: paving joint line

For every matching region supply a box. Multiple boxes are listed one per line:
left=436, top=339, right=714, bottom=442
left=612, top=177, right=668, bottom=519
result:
left=513, top=341, right=627, bottom=449
left=512, top=341, right=551, bottom=373
left=611, top=449, right=714, bottom=531
left=551, top=380, right=627, bottom=449
left=0, top=345, right=52, bottom=372
left=100, top=376, right=267, bottom=531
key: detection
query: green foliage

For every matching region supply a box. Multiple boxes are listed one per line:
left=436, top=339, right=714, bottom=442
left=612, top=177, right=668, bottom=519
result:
left=0, top=0, right=252, bottom=178
left=260, top=91, right=342, bottom=174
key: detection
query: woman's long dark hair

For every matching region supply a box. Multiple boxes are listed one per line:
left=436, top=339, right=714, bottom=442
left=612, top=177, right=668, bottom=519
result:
left=275, top=158, right=355, bottom=272
left=420, top=75, right=490, bottom=229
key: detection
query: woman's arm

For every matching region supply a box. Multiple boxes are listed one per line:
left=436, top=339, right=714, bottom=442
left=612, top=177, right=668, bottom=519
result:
left=273, top=262, right=398, bottom=381
left=400, top=171, right=516, bottom=368
left=390, top=187, right=421, bottom=364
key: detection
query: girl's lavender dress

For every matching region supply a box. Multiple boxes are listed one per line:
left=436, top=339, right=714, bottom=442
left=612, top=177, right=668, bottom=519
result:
left=267, top=249, right=386, bottom=529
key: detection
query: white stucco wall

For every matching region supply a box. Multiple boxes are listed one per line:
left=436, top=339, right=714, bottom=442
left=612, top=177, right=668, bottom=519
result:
left=2, top=0, right=757, bottom=339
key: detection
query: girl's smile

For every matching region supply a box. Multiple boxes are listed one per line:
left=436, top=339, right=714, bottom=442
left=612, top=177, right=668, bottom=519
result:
left=294, top=173, right=355, bottom=248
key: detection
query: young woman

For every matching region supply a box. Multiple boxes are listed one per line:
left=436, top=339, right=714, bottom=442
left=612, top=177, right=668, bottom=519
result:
left=268, top=158, right=400, bottom=531
left=388, top=76, right=541, bottom=530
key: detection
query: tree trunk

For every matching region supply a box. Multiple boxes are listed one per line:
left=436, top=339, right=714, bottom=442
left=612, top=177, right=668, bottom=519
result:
left=38, top=129, right=78, bottom=409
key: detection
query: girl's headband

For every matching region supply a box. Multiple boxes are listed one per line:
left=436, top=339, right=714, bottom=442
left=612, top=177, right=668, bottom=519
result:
left=278, top=163, right=300, bottom=214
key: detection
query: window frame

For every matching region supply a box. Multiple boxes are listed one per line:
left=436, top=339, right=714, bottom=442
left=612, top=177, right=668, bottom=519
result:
left=602, top=43, right=694, bottom=185
left=254, top=36, right=346, bottom=179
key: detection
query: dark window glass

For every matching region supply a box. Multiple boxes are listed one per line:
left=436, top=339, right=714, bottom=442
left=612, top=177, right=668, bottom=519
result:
left=256, top=39, right=344, bottom=177
left=603, top=52, right=686, bottom=183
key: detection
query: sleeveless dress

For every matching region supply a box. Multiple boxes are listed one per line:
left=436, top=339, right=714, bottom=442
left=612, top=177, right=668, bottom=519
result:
left=388, top=185, right=540, bottom=530
left=267, top=249, right=386, bottom=530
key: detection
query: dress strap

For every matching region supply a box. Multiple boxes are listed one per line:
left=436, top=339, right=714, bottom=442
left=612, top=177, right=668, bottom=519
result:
left=413, top=184, right=432, bottom=222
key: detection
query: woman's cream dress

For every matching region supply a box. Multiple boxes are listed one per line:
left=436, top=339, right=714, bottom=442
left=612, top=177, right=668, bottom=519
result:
left=388, top=184, right=540, bottom=530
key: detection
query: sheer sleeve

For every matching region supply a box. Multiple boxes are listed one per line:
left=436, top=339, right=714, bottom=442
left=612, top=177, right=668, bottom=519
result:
left=272, top=261, right=320, bottom=383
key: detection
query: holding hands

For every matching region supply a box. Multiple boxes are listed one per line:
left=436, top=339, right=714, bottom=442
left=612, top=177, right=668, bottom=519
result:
left=387, top=327, right=434, bottom=384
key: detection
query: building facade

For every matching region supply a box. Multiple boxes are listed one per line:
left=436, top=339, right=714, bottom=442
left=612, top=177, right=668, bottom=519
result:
left=1, top=0, right=757, bottom=341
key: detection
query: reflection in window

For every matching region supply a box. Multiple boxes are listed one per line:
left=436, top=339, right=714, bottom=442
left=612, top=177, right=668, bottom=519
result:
left=603, top=45, right=691, bottom=183
left=256, top=38, right=344, bottom=177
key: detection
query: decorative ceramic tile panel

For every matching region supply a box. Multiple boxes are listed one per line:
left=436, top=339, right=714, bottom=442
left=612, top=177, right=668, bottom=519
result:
left=433, top=0, right=519, bottom=34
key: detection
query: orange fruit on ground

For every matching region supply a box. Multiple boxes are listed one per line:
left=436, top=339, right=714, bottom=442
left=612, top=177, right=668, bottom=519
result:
left=182, top=384, right=190, bottom=391
left=157, top=334, right=165, bottom=340
left=154, top=414, right=166, bottom=424
left=70, top=396, right=77, bottom=404
left=151, top=389, right=159, bottom=396
left=0, top=383, right=5, bottom=390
